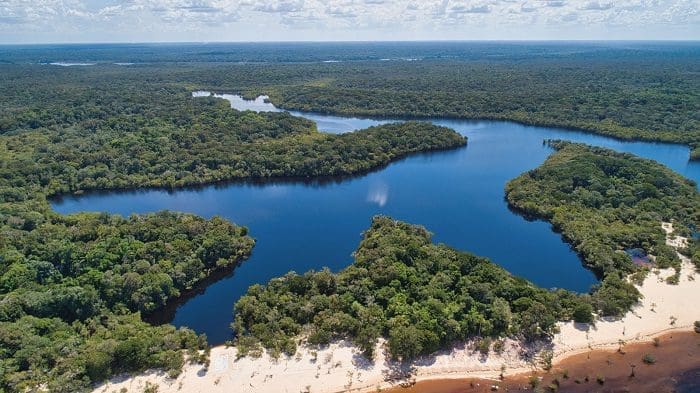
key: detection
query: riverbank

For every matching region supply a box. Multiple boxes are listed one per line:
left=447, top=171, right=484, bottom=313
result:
left=92, top=224, right=699, bottom=393
left=387, top=330, right=700, bottom=393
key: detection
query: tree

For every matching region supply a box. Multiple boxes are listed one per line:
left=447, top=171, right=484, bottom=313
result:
left=572, top=302, right=594, bottom=324
left=388, top=324, right=423, bottom=361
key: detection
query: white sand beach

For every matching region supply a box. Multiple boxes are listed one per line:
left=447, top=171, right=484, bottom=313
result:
left=93, top=223, right=699, bottom=393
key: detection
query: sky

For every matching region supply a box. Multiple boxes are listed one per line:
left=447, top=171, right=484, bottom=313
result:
left=0, top=0, right=698, bottom=44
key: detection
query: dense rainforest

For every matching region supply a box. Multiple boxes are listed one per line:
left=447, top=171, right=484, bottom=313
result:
left=259, top=59, right=700, bottom=159
left=0, top=42, right=698, bottom=390
left=1, top=42, right=698, bottom=159
left=233, top=216, right=591, bottom=361
left=507, top=142, right=700, bottom=313
left=0, top=212, right=252, bottom=392
left=0, top=64, right=465, bottom=391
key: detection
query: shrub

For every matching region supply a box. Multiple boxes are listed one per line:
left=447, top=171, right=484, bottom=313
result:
left=529, top=375, right=540, bottom=388
left=643, top=354, right=656, bottom=364
left=540, top=350, right=553, bottom=371
left=477, top=337, right=492, bottom=355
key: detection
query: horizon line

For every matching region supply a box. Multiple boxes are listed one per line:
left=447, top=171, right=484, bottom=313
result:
left=2, top=39, right=700, bottom=46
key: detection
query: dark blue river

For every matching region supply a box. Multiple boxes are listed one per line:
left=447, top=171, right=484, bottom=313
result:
left=51, top=94, right=700, bottom=344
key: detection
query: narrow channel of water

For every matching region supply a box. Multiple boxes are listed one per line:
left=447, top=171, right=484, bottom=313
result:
left=51, top=94, right=700, bottom=344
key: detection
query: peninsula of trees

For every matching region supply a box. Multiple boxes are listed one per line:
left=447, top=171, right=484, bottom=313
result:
left=506, top=142, right=700, bottom=313
left=233, top=216, right=590, bottom=361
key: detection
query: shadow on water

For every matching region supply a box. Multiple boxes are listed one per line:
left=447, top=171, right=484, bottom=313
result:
left=142, top=254, right=250, bottom=330
left=50, top=146, right=466, bottom=204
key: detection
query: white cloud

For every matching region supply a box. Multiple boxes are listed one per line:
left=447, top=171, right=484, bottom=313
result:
left=449, top=3, right=491, bottom=14
left=0, top=0, right=697, bottom=42
left=580, top=1, right=613, bottom=11
left=253, top=0, right=304, bottom=13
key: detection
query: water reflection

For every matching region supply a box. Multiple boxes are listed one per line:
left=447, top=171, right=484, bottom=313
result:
left=214, top=94, right=282, bottom=113
left=367, top=181, right=389, bottom=207
left=193, top=92, right=392, bottom=134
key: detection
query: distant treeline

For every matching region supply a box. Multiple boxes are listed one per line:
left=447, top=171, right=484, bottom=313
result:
left=1, top=41, right=696, bottom=64
left=2, top=44, right=698, bottom=159
left=258, top=60, right=699, bottom=159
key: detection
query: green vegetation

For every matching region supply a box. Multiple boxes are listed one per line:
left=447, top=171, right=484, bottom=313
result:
left=506, top=142, right=700, bottom=316
left=529, top=375, right=541, bottom=388
left=232, top=141, right=699, bottom=361
left=0, top=63, right=465, bottom=391
left=572, top=302, right=595, bottom=324
left=0, top=44, right=697, bottom=388
left=684, top=235, right=700, bottom=271
left=2, top=43, right=698, bottom=160
left=0, top=85, right=464, bottom=194
left=233, top=216, right=591, bottom=361
left=0, top=210, right=253, bottom=391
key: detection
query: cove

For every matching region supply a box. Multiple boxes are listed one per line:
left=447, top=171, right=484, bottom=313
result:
left=51, top=94, right=700, bottom=344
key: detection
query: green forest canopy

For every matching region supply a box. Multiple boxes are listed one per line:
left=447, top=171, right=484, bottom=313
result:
left=258, top=58, right=700, bottom=159
left=0, top=45, right=698, bottom=389
left=1, top=47, right=699, bottom=159
left=0, top=69, right=465, bottom=391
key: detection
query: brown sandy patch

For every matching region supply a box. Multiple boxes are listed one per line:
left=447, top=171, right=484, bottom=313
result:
left=386, top=330, right=700, bottom=393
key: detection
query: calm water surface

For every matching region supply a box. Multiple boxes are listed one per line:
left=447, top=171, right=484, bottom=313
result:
left=52, top=94, right=700, bottom=344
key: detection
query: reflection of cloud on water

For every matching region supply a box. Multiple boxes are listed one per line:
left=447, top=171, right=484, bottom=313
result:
left=260, top=185, right=289, bottom=198
left=367, top=181, right=389, bottom=207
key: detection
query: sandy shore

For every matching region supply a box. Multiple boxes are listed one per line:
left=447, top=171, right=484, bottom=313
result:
left=388, top=330, right=700, bottom=393
left=93, top=223, right=699, bottom=393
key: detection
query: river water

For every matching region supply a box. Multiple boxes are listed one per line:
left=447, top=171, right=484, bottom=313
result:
left=51, top=93, right=700, bottom=344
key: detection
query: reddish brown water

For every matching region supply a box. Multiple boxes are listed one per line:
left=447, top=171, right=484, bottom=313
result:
left=386, top=331, right=700, bottom=393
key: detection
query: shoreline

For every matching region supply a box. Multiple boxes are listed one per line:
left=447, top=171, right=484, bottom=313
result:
left=388, top=330, right=700, bottom=393
left=391, top=326, right=697, bottom=392
left=93, top=224, right=699, bottom=393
